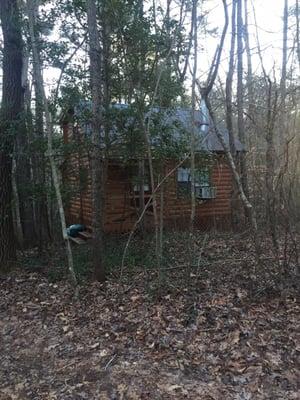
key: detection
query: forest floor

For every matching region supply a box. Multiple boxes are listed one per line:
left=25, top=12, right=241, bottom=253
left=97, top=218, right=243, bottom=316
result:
left=0, top=233, right=299, bottom=399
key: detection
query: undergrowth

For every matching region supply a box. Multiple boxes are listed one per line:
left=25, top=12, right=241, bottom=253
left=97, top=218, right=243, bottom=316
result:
left=19, top=231, right=299, bottom=299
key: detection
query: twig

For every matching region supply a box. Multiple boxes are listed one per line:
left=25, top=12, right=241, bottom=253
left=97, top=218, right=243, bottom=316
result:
left=119, top=155, right=190, bottom=280
left=104, top=354, right=117, bottom=370
left=196, top=234, right=209, bottom=280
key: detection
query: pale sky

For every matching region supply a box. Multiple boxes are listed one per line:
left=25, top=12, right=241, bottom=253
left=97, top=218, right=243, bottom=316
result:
left=200, top=0, right=293, bottom=80
left=43, top=0, right=293, bottom=94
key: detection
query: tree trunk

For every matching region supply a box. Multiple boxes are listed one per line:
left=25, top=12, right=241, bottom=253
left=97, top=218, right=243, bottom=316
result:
left=237, top=0, right=249, bottom=206
left=87, top=0, right=106, bottom=282
left=32, top=2, right=51, bottom=250
left=296, top=0, right=300, bottom=67
left=15, top=53, right=36, bottom=247
left=279, top=0, right=288, bottom=149
left=265, top=78, right=279, bottom=255
left=0, top=0, right=23, bottom=270
left=280, top=0, right=288, bottom=103
left=226, top=0, right=239, bottom=227
left=225, top=0, right=237, bottom=157
left=190, top=0, right=198, bottom=230
left=243, top=0, right=254, bottom=121
left=138, top=159, right=145, bottom=233
left=26, top=0, right=77, bottom=286
left=200, top=0, right=260, bottom=261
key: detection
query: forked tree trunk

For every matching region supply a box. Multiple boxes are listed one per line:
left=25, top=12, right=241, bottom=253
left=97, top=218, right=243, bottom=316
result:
left=200, top=0, right=260, bottom=260
left=0, top=0, right=23, bottom=270
left=26, top=0, right=77, bottom=286
left=87, top=0, right=106, bottom=282
left=205, top=96, right=260, bottom=258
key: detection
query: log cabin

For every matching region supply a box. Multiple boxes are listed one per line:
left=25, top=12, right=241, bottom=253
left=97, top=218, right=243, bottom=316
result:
left=61, top=102, right=244, bottom=233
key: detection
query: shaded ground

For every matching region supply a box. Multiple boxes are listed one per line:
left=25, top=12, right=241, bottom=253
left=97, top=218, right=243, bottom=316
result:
left=0, top=234, right=299, bottom=399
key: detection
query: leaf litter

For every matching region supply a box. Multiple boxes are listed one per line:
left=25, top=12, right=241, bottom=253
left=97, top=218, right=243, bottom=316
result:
left=0, top=235, right=299, bottom=399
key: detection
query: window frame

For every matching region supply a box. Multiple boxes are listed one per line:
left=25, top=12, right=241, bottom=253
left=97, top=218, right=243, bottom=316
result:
left=177, top=166, right=213, bottom=198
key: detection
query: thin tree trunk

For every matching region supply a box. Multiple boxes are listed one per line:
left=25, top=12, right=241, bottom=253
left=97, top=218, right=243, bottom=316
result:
left=29, top=0, right=50, bottom=252
left=205, top=96, right=260, bottom=261
left=226, top=0, right=239, bottom=227
left=15, top=52, right=36, bottom=246
left=199, top=0, right=260, bottom=261
left=87, top=0, right=106, bottom=282
left=0, top=0, right=23, bottom=270
left=296, top=0, right=300, bottom=67
left=190, top=0, right=198, bottom=230
left=280, top=0, right=288, bottom=103
left=158, top=173, right=164, bottom=288
left=279, top=0, right=288, bottom=149
left=237, top=0, right=249, bottom=204
left=12, top=157, right=24, bottom=248
left=265, top=78, right=279, bottom=255
left=225, top=0, right=237, bottom=157
left=243, top=0, right=254, bottom=121
left=26, top=0, right=77, bottom=286
left=138, top=159, right=145, bottom=233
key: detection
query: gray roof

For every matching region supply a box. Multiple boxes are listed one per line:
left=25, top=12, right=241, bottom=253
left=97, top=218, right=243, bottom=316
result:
left=73, top=101, right=244, bottom=153
left=155, top=107, right=244, bottom=152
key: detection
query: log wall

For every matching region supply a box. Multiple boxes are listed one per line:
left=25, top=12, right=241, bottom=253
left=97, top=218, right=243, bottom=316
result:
left=62, top=122, right=233, bottom=232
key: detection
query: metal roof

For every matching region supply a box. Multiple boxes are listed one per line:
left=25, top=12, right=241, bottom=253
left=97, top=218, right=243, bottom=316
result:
left=73, top=101, right=244, bottom=153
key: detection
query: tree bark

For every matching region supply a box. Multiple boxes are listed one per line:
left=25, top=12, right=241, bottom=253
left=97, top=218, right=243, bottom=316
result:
left=87, top=0, right=106, bottom=282
left=200, top=0, right=260, bottom=259
left=190, top=0, right=198, bottom=229
left=243, top=0, right=254, bottom=121
left=0, top=0, right=23, bottom=270
left=26, top=0, right=77, bottom=286
left=15, top=52, right=37, bottom=247
left=296, top=0, right=300, bottom=67
left=225, top=0, right=237, bottom=157
left=280, top=0, right=288, bottom=103
left=237, top=0, right=249, bottom=203
left=265, top=78, right=279, bottom=254
left=278, top=0, right=288, bottom=149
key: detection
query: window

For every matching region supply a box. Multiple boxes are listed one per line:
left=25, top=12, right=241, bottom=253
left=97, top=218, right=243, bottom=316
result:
left=130, top=165, right=151, bottom=194
left=177, top=167, right=215, bottom=199
left=130, top=165, right=151, bottom=210
left=177, top=167, right=191, bottom=196
left=133, top=183, right=150, bottom=192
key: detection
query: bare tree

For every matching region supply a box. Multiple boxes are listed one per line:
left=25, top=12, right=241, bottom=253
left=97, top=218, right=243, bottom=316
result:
left=190, top=0, right=198, bottom=229
left=236, top=0, right=249, bottom=204
left=225, top=0, right=237, bottom=157
left=280, top=0, right=289, bottom=103
left=296, top=0, right=300, bottom=67
left=200, top=0, right=260, bottom=259
left=243, top=0, right=254, bottom=121
left=265, top=76, right=279, bottom=255
left=26, top=0, right=77, bottom=286
left=87, top=0, right=106, bottom=282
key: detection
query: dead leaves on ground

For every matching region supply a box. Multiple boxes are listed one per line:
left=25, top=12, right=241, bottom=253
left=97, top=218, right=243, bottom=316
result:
left=0, top=237, right=299, bottom=399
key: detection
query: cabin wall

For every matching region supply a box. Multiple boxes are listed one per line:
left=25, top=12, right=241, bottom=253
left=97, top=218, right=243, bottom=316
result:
left=163, top=157, right=233, bottom=229
left=63, top=122, right=233, bottom=232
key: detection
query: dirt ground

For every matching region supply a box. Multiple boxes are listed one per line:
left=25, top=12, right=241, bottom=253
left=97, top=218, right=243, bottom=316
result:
left=0, top=235, right=299, bottom=399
